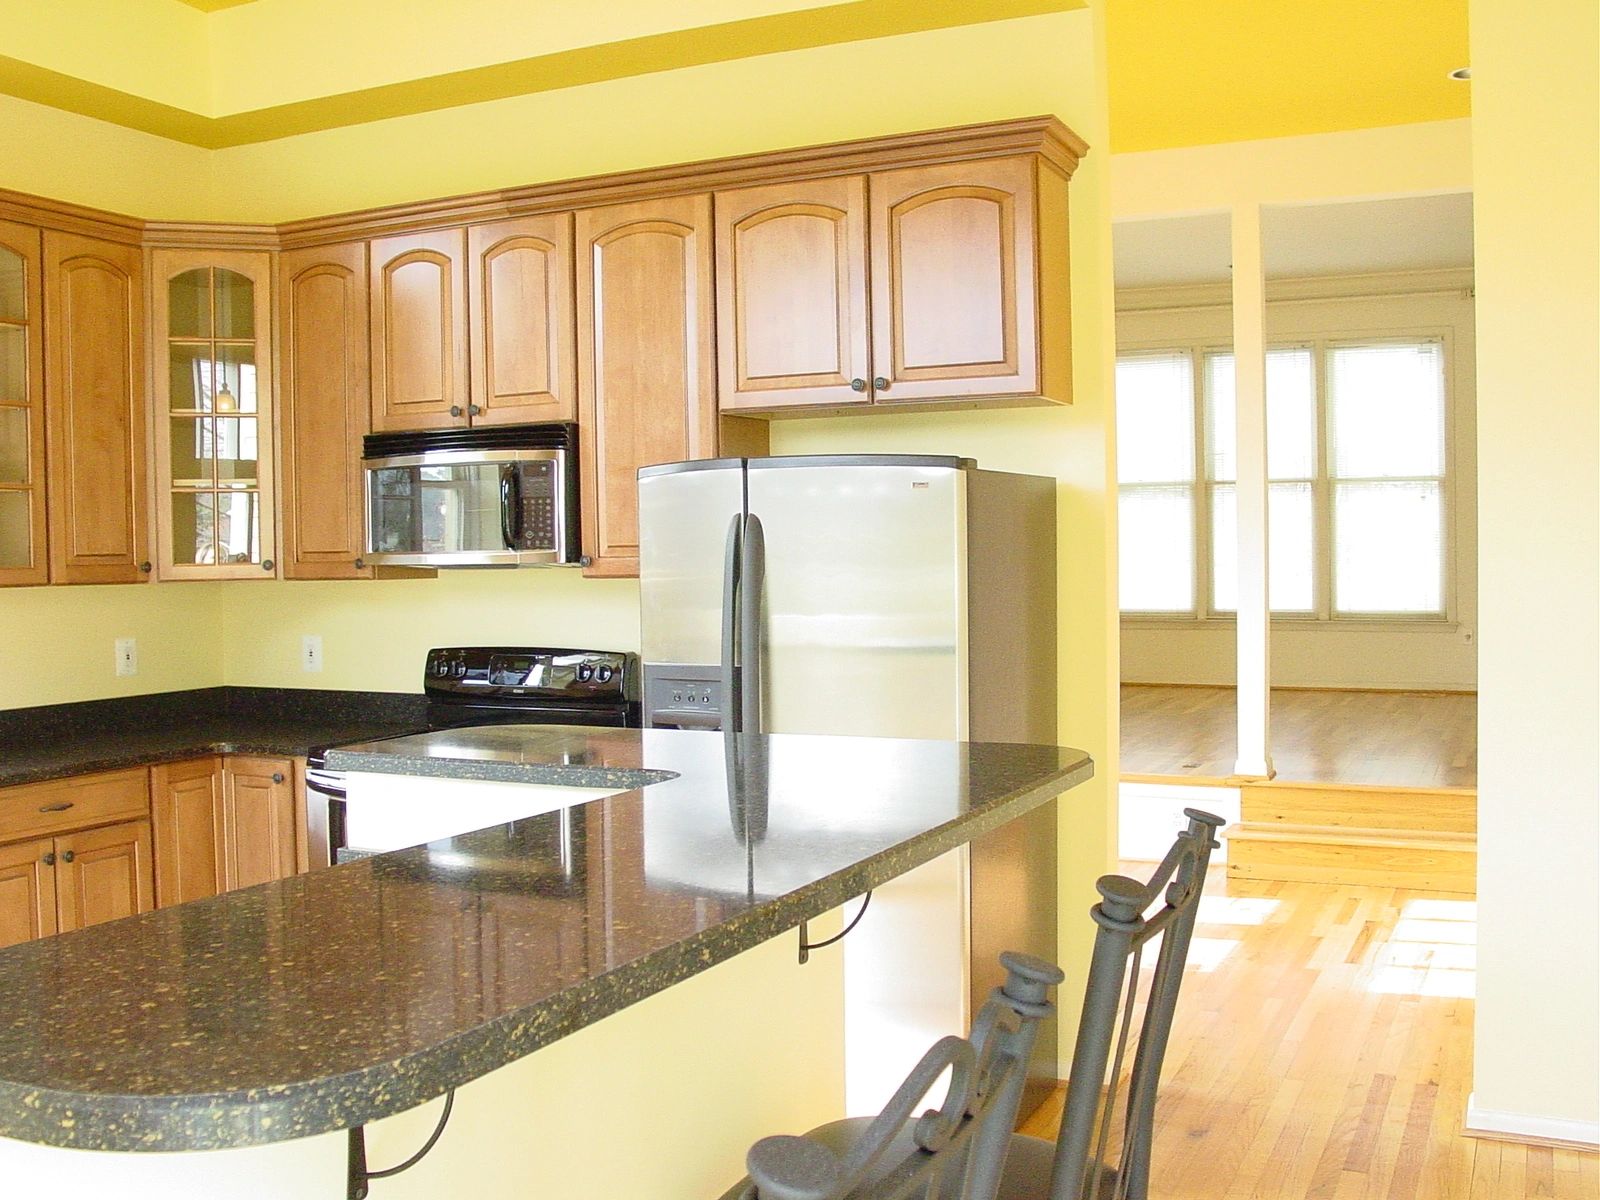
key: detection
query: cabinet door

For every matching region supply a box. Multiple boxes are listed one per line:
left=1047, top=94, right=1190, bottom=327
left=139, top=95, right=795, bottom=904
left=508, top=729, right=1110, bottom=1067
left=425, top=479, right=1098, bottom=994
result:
left=0, top=220, right=47, bottom=587
left=151, top=250, right=277, bottom=580
left=54, top=819, right=154, bottom=933
left=576, top=196, right=716, bottom=578
left=468, top=215, right=576, bottom=426
left=868, top=157, right=1039, bottom=403
left=279, top=243, right=373, bottom=579
left=714, top=177, right=870, bottom=413
left=369, top=229, right=469, bottom=433
left=151, top=758, right=225, bottom=907
left=223, top=757, right=298, bottom=890
left=0, top=837, right=56, bottom=948
left=42, top=231, right=149, bottom=584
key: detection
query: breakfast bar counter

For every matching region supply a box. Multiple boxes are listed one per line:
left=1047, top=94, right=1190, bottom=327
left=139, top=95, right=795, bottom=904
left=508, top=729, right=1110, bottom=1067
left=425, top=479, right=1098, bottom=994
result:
left=0, top=727, right=1091, bottom=1159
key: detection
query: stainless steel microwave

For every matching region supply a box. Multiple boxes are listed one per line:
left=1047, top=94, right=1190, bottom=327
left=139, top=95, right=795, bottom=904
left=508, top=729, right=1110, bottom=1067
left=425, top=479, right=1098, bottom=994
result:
left=362, top=423, right=582, bottom=567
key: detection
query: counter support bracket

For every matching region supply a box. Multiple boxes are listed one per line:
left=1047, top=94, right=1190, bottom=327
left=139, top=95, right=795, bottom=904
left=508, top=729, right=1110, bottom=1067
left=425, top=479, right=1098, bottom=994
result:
left=346, top=1089, right=455, bottom=1199
left=798, top=890, right=872, bottom=964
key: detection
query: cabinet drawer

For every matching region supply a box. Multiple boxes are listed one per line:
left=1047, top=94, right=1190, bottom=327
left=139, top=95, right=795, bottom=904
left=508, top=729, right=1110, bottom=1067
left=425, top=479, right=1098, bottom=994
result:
left=0, top=768, right=151, bottom=844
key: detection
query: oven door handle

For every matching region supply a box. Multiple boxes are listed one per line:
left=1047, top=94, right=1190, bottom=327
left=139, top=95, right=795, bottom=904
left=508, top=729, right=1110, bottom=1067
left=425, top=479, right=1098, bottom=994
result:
left=500, top=464, right=524, bottom=550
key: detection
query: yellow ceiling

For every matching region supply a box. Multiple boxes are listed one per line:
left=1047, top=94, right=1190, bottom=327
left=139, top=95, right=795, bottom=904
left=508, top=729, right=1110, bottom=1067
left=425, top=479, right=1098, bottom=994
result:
left=0, top=0, right=1470, bottom=152
left=1107, top=0, right=1470, bottom=153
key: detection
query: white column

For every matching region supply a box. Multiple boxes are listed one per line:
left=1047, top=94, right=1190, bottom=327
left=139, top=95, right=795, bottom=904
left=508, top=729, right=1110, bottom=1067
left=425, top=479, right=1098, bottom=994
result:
left=1230, top=204, right=1273, bottom=779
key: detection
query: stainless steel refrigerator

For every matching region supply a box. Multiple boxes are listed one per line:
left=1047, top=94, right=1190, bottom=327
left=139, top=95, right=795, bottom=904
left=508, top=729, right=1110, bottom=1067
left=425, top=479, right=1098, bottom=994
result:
left=638, top=453, right=1059, bottom=1117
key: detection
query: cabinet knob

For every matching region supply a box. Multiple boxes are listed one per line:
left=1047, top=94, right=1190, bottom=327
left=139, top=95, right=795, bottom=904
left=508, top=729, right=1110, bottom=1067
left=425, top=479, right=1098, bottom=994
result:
left=873, top=377, right=889, bottom=391
left=272, top=773, right=285, bottom=784
left=468, top=404, right=482, bottom=416
left=354, top=557, right=366, bottom=570
left=262, top=559, right=275, bottom=572
left=41, top=851, right=55, bottom=867
left=450, top=405, right=464, bottom=418
left=850, top=378, right=867, bottom=393
left=139, top=561, right=153, bottom=574
left=60, top=850, right=75, bottom=864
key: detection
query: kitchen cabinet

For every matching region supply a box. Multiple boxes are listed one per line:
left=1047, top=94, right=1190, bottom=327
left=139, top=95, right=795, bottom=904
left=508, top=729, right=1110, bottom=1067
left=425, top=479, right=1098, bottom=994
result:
left=151, top=757, right=226, bottom=907
left=714, top=176, right=871, bottom=413
left=0, top=219, right=48, bottom=586
left=467, top=215, right=577, bottom=426
left=714, top=156, right=1071, bottom=414
left=369, top=229, right=469, bottom=433
left=42, top=230, right=149, bottom=584
left=278, top=242, right=373, bottom=580
left=151, top=756, right=298, bottom=903
left=150, top=248, right=277, bottom=579
left=0, top=767, right=154, bottom=945
left=575, top=195, right=719, bottom=578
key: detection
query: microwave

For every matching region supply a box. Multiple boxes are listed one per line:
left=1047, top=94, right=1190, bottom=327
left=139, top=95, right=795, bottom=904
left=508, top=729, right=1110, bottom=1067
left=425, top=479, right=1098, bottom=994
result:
left=362, top=423, right=582, bottom=567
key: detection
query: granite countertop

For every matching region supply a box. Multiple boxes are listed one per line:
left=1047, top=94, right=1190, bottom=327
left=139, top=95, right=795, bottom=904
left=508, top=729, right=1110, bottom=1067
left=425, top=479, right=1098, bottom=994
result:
left=0, top=688, right=433, bottom=788
left=0, top=726, right=1092, bottom=1153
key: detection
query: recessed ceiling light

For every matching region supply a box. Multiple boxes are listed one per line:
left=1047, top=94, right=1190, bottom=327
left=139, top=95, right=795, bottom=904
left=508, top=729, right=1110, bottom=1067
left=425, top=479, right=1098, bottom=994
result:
left=1449, top=67, right=1472, bottom=81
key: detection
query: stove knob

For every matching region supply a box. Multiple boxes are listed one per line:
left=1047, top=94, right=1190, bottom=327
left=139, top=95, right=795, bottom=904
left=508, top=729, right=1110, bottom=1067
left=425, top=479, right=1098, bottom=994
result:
left=577, top=664, right=594, bottom=683
left=596, top=666, right=614, bottom=684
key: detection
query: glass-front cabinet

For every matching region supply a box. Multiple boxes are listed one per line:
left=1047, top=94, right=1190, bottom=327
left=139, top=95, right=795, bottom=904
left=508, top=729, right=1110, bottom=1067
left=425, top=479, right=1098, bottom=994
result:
left=0, top=221, right=47, bottom=586
left=151, top=250, right=276, bottom=579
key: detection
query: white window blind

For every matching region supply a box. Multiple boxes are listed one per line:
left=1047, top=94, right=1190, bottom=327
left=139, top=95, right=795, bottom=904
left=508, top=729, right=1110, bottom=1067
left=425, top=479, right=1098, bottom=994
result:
left=1117, top=352, right=1194, bottom=613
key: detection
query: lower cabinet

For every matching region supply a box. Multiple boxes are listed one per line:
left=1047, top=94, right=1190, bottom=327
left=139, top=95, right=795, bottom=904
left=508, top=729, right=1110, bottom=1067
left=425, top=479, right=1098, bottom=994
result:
left=151, top=755, right=298, bottom=905
left=0, top=821, right=154, bottom=949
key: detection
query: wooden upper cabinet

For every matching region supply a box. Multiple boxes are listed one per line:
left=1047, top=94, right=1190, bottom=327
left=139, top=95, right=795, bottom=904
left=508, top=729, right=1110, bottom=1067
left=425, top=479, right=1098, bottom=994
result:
left=42, top=231, right=149, bottom=584
left=576, top=196, right=717, bottom=578
left=714, top=177, right=870, bottom=413
left=869, top=156, right=1062, bottom=405
left=468, top=215, right=576, bottom=426
left=222, top=757, right=297, bottom=890
left=150, top=249, right=277, bottom=580
left=54, top=819, right=154, bottom=934
left=0, top=220, right=48, bottom=587
left=369, top=229, right=469, bottom=433
left=151, top=757, right=226, bottom=908
left=0, top=837, right=56, bottom=949
left=278, top=242, right=373, bottom=580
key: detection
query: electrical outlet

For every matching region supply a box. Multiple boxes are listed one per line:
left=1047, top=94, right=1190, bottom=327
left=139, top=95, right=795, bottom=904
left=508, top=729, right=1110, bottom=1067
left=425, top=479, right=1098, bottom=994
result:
left=301, top=634, right=324, bottom=673
left=114, top=637, right=138, bottom=677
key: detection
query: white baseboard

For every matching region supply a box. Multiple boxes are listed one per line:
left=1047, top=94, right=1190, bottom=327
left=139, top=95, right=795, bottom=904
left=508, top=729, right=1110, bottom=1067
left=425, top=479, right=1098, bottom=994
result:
left=1465, top=1093, right=1600, bottom=1149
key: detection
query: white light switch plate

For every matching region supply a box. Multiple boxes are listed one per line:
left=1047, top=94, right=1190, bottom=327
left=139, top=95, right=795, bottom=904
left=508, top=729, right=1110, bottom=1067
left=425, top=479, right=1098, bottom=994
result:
left=114, top=637, right=138, bottom=677
left=301, top=634, right=323, bottom=673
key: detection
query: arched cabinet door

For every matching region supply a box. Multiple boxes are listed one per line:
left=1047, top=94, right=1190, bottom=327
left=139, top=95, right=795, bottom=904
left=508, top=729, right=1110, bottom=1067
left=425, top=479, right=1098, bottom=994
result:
left=369, top=229, right=468, bottom=433
left=576, top=196, right=716, bottom=578
left=278, top=242, right=372, bottom=580
left=869, top=157, right=1042, bottom=404
left=468, top=215, right=576, bottom=426
left=714, top=176, right=870, bottom=413
left=43, top=231, right=149, bottom=585
left=0, top=219, right=47, bottom=587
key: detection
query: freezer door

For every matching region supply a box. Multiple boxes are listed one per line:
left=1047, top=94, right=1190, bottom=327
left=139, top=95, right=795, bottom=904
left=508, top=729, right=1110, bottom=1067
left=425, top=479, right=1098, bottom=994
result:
left=638, top=461, right=746, bottom=668
left=744, top=459, right=967, bottom=740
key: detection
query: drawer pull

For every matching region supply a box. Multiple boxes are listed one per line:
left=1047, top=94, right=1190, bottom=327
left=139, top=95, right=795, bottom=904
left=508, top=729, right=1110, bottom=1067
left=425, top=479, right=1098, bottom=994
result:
left=38, top=802, right=74, bottom=813
left=60, top=850, right=75, bottom=864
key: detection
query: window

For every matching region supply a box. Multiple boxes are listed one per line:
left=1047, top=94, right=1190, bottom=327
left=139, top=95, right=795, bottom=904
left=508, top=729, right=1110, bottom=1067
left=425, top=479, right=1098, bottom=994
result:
left=1117, top=338, right=1449, bottom=620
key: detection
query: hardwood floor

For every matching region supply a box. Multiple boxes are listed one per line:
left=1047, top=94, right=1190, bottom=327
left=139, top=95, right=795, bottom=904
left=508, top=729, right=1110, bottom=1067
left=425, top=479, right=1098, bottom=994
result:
left=1020, top=869, right=1598, bottom=1199
left=1121, top=686, right=1478, bottom=789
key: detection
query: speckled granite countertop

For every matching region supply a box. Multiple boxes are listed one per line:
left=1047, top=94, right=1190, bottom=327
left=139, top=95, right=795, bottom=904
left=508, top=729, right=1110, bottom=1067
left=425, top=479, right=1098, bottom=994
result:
left=0, top=727, right=1091, bottom=1153
left=0, top=688, right=431, bottom=788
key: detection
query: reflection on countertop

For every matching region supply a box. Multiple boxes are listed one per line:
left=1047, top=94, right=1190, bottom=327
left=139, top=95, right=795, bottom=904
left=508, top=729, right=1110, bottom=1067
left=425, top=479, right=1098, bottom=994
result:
left=0, top=726, right=1092, bottom=1155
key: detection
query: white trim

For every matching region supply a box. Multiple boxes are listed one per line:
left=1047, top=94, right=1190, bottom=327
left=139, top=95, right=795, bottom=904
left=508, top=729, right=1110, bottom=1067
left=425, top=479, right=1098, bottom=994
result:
left=1116, top=268, right=1475, bottom=314
left=1464, top=1094, right=1600, bottom=1149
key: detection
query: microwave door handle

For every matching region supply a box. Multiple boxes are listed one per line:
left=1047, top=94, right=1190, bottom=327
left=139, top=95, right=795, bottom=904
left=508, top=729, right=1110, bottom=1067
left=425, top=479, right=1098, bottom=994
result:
left=499, top=465, right=523, bottom=549
left=720, top=514, right=743, bottom=732
left=739, top=513, right=765, bottom=736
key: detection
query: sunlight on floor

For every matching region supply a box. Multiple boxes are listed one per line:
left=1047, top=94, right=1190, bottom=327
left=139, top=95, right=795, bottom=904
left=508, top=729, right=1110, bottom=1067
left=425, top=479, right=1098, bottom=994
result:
left=1196, top=895, right=1280, bottom=926
left=1368, top=897, right=1477, bottom=998
left=1185, top=936, right=1241, bottom=972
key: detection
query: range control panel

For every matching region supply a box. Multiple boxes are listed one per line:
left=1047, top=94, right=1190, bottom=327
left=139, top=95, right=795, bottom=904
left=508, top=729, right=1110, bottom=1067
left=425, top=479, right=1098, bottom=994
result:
left=642, top=663, right=726, bottom=730
left=425, top=647, right=637, bottom=702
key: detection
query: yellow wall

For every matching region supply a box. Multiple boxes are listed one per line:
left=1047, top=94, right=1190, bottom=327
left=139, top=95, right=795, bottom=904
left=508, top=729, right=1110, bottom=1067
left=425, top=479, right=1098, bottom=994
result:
left=1468, top=0, right=1599, bottom=1139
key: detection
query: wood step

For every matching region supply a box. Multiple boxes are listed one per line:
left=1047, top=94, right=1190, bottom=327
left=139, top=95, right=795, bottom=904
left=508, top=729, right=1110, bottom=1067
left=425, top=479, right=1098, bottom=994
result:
left=1224, top=822, right=1476, bottom=894
left=1240, top=781, right=1476, bottom=836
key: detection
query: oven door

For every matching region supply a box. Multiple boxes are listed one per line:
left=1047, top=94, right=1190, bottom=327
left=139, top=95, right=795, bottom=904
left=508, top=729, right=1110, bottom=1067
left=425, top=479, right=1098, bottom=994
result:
left=364, top=448, right=570, bottom=566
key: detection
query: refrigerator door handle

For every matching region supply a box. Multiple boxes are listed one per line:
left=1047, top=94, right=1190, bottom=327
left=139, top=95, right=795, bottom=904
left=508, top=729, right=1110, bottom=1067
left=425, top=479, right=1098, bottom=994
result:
left=720, top=513, right=744, bottom=732
left=740, top=512, right=766, bottom=735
